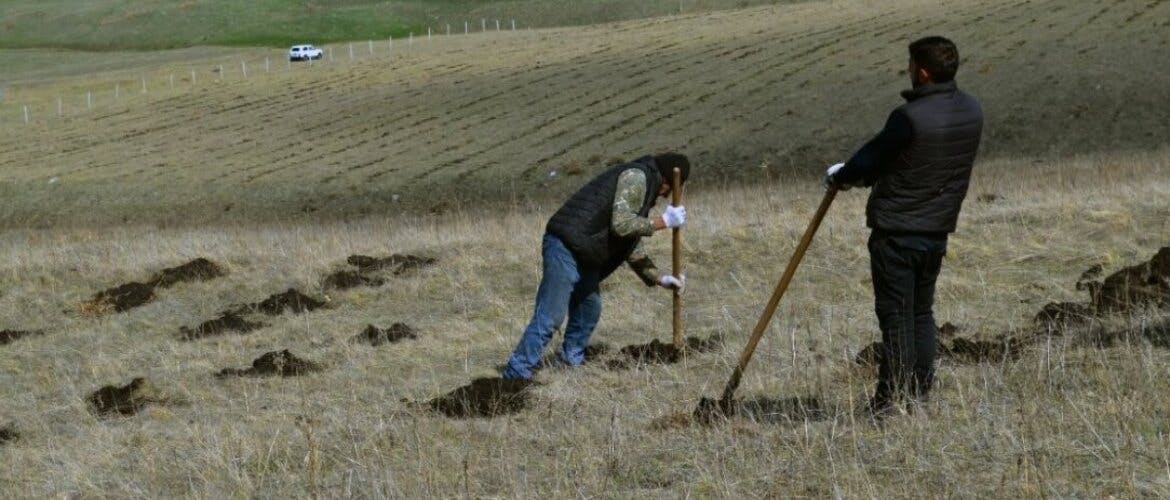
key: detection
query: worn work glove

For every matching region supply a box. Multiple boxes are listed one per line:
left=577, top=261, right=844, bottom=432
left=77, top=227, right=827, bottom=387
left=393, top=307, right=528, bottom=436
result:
left=659, top=274, right=686, bottom=293
left=823, top=162, right=853, bottom=191
left=662, top=205, right=687, bottom=228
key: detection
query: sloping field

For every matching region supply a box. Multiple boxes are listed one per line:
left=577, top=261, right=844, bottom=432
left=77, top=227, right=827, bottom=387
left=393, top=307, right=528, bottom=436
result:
left=1, top=0, right=1168, bottom=226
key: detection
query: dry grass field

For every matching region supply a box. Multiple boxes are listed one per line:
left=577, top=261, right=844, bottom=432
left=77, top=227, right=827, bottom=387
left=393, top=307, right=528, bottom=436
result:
left=2, top=0, right=1170, bottom=497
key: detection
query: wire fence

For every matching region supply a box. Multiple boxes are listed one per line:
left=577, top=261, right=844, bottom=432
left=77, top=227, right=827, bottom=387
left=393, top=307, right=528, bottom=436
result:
left=0, top=18, right=527, bottom=128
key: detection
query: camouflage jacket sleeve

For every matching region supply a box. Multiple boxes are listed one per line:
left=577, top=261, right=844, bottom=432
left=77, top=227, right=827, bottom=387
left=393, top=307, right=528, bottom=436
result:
left=611, top=169, right=660, bottom=286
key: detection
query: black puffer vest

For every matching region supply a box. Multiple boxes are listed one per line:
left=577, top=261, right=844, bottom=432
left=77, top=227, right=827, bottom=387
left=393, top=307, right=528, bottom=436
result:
left=546, top=157, right=662, bottom=276
left=867, top=81, right=984, bottom=233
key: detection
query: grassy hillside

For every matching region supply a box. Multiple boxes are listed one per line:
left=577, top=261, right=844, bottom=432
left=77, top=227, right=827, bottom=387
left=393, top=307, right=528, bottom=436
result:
left=1, top=0, right=1167, bottom=227
left=0, top=0, right=781, bottom=50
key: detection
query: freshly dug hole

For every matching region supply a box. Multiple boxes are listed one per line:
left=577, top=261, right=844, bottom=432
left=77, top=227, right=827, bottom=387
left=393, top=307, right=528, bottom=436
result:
left=347, top=254, right=436, bottom=274
left=149, top=258, right=226, bottom=288
left=84, top=282, right=154, bottom=313
left=0, top=329, right=43, bottom=345
left=353, top=323, right=417, bottom=346
left=1088, top=247, right=1170, bottom=312
left=0, top=423, right=17, bottom=444
left=428, top=377, right=533, bottom=418
left=323, top=270, right=385, bottom=290
left=179, top=312, right=266, bottom=340
left=217, top=349, right=323, bottom=377
left=606, top=335, right=723, bottom=370
left=254, top=288, right=326, bottom=315
left=88, top=377, right=170, bottom=417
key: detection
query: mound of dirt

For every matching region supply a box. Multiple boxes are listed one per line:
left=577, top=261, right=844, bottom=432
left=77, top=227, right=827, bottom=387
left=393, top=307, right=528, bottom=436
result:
left=88, top=377, right=169, bottom=417
left=346, top=254, right=436, bottom=274
left=944, top=336, right=1025, bottom=363
left=0, top=423, right=17, bottom=444
left=80, top=258, right=227, bottom=315
left=323, top=270, right=385, bottom=290
left=353, top=323, right=418, bottom=346
left=428, top=377, right=533, bottom=418
left=254, top=288, right=326, bottom=315
left=217, top=349, right=323, bottom=377
left=1034, top=302, right=1093, bottom=331
left=1089, top=247, right=1170, bottom=312
left=85, top=281, right=155, bottom=313
left=179, top=312, right=267, bottom=341
left=606, top=335, right=723, bottom=370
left=0, top=329, right=43, bottom=345
left=149, top=258, right=226, bottom=288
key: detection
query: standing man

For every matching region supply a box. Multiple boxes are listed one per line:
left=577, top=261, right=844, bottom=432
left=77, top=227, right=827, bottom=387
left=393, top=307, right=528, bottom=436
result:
left=501, top=153, right=690, bottom=380
left=826, top=36, right=984, bottom=415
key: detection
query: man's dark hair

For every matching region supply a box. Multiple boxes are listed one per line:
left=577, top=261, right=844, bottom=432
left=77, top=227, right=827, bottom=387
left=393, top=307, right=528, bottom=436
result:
left=653, top=152, right=690, bottom=184
left=909, top=36, right=959, bottom=83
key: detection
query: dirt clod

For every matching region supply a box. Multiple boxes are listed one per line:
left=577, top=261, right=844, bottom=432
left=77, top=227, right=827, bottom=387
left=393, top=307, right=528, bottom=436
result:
left=217, top=349, right=323, bottom=377
left=428, top=377, right=533, bottom=418
left=346, top=254, right=437, bottom=275
left=0, top=329, right=44, bottom=345
left=694, top=397, right=736, bottom=425
left=606, top=335, right=722, bottom=370
left=1034, top=301, right=1093, bottom=330
left=149, top=258, right=226, bottom=288
left=354, top=323, right=418, bottom=346
left=323, top=270, right=385, bottom=290
left=255, top=288, right=326, bottom=315
left=86, top=281, right=155, bottom=313
left=88, top=377, right=167, bottom=417
left=0, top=423, right=17, bottom=444
left=945, top=336, right=1024, bottom=363
left=179, top=312, right=267, bottom=340
left=1091, top=247, right=1170, bottom=312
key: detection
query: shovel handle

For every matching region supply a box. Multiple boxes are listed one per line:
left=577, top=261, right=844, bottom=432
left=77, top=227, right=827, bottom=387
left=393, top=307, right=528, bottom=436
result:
left=671, top=167, right=683, bottom=349
left=719, top=187, right=837, bottom=403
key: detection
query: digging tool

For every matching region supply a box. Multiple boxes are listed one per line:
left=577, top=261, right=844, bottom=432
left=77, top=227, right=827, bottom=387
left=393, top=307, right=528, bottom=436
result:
left=696, top=187, right=838, bottom=422
left=671, top=167, right=683, bottom=350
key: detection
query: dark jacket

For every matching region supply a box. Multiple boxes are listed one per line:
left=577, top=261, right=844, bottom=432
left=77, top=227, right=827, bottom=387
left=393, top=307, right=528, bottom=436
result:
left=837, top=81, right=984, bottom=234
left=546, top=157, right=662, bottom=277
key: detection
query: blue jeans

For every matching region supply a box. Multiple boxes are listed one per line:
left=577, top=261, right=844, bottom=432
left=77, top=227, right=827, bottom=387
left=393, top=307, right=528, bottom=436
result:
left=502, top=233, right=602, bottom=380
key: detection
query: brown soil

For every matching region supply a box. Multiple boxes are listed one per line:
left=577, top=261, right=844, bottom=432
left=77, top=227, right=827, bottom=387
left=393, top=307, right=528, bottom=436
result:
left=88, top=377, right=168, bottom=417
left=1034, top=302, right=1093, bottom=331
left=323, top=270, right=385, bottom=290
left=0, top=329, right=43, bottom=345
left=606, top=335, right=723, bottom=370
left=79, top=258, right=226, bottom=315
left=428, top=377, right=534, bottom=418
left=149, top=258, right=226, bottom=288
left=179, top=312, right=267, bottom=341
left=536, top=342, right=611, bottom=369
left=1089, top=247, right=1170, bottom=312
left=693, top=395, right=830, bottom=426
left=944, top=336, right=1025, bottom=363
left=0, top=423, right=17, bottom=444
left=86, top=281, right=155, bottom=313
left=254, top=288, right=326, bottom=315
left=346, top=254, right=436, bottom=275
left=216, top=349, right=323, bottom=377
left=353, top=323, right=418, bottom=346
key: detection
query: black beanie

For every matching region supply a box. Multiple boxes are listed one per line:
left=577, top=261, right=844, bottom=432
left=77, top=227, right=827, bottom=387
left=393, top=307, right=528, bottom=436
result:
left=653, top=152, right=690, bottom=184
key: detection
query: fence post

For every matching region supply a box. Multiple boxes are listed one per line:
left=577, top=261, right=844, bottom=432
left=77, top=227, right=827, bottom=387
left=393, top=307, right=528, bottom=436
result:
left=512, top=19, right=516, bottom=31
left=218, top=65, right=223, bottom=80
left=496, top=19, right=500, bottom=31
left=87, top=91, right=92, bottom=109
left=242, top=61, right=247, bottom=78
left=427, top=27, right=432, bottom=41
left=23, top=105, right=29, bottom=124
left=482, top=18, right=486, bottom=31
left=142, top=77, right=147, bottom=93
left=192, top=69, right=197, bottom=84
left=388, top=35, right=393, bottom=52
left=265, top=57, right=270, bottom=73
left=447, top=24, right=451, bottom=36
left=465, top=21, right=469, bottom=35
left=115, top=83, right=120, bottom=99
left=368, top=39, right=373, bottom=55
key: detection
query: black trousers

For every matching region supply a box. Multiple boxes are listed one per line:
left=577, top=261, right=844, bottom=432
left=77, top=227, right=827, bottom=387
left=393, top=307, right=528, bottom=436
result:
left=868, top=230, right=948, bottom=408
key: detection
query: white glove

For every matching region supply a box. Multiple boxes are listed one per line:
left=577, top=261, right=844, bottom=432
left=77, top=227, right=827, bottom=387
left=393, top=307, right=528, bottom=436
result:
left=823, top=162, right=853, bottom=191
left=659, top=274, right=686, bottom=293
left=662, top=205, right=687, bottom=228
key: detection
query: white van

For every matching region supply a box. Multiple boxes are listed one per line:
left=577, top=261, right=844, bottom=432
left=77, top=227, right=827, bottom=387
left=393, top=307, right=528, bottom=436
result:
left=288, top=44, right=324, bottom=61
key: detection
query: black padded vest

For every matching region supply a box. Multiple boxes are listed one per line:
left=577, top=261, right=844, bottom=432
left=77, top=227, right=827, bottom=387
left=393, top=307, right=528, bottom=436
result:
left=867, top=81, right=984, bottom=233
left=546, top=157, right=662, bottom=275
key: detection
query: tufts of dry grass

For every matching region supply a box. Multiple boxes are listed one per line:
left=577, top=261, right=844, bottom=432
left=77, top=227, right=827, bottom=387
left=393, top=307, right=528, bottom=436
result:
left=1, top=151, right=1168, bottom=496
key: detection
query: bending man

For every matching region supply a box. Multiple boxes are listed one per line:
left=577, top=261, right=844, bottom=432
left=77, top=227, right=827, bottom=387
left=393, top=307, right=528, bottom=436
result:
left=502, top=153, right=690, bottom=380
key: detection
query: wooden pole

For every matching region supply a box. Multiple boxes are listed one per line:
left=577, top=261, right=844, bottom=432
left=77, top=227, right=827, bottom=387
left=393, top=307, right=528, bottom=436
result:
left=671, top=167, right=683, bottom=349
left=717, top=188, right=837, bottom=404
